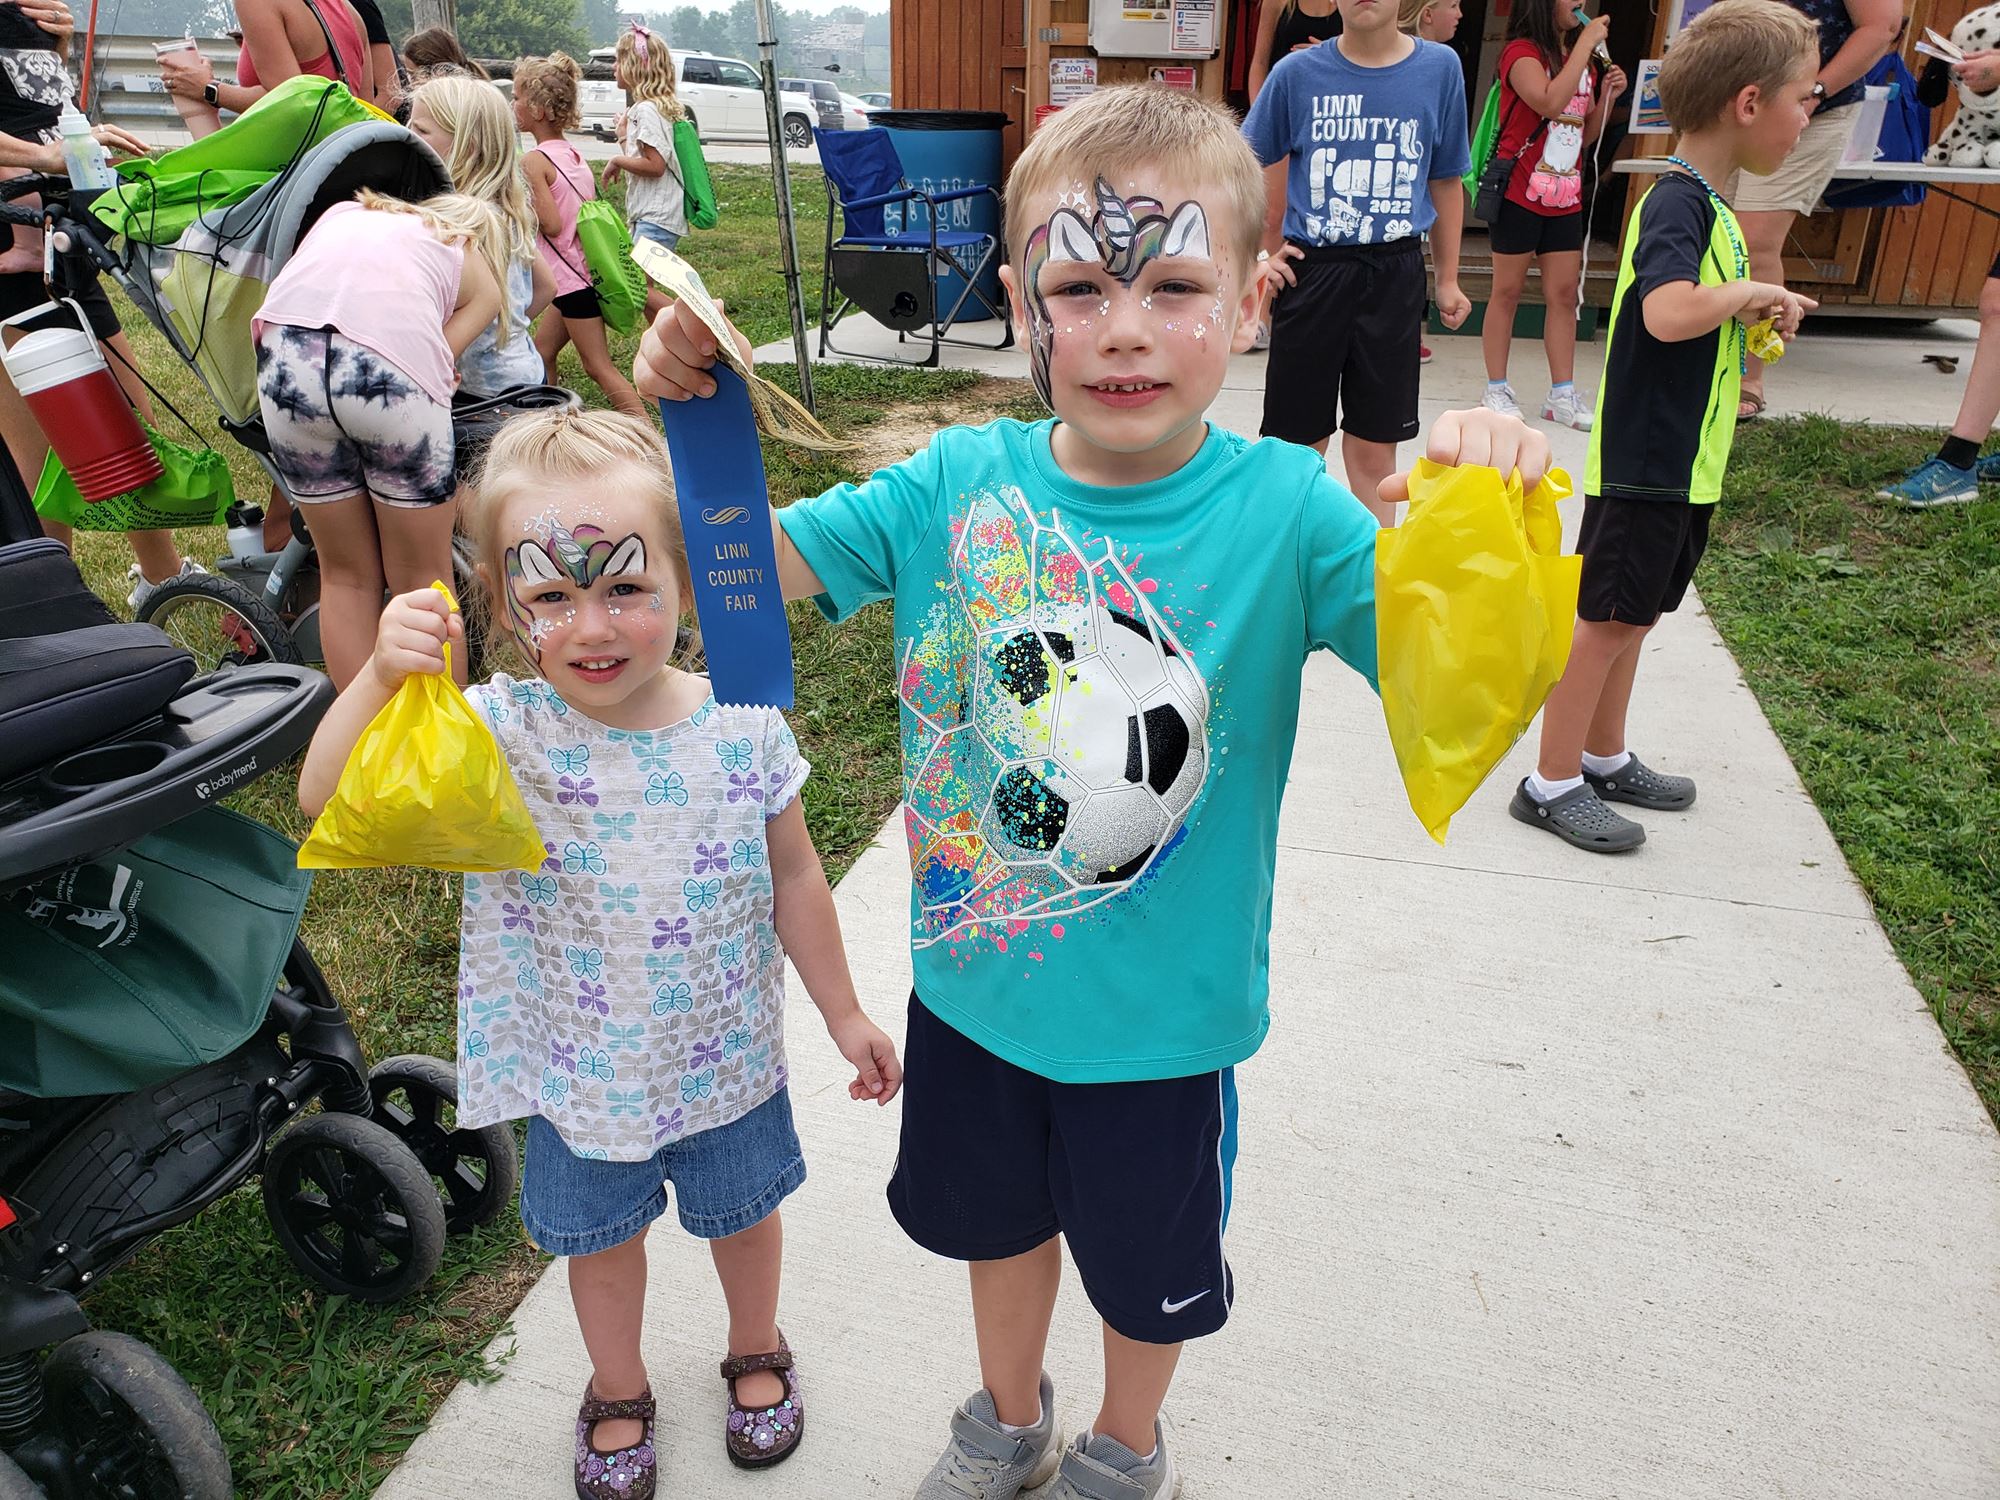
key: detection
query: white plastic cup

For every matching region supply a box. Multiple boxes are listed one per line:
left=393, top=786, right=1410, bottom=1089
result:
left=154, top=36, right=210, bottom=127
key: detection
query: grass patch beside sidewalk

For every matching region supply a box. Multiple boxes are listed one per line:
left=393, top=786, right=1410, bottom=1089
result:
left=1696, top=417, right=2000, bottom=1127
left=65, top=288, right=1019, bottom=1489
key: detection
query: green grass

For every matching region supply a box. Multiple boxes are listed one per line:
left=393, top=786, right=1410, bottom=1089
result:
left=56, top=176, right=1023, bottom=1488
left=1698, top=417, right=2000, bottom=1126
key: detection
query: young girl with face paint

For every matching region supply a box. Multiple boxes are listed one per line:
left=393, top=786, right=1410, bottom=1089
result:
left=298, top=407, right=901, bottom=1500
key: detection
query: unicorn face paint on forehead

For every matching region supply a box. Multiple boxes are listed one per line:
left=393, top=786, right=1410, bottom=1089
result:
left=1022, top=176, right=1220, bottom=408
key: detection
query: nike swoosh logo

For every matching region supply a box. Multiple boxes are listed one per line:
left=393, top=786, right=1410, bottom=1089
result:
left=1160, top=1290, right=1210, bottom=1314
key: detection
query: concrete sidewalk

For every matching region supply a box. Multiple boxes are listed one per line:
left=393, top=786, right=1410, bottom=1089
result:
left=380, top=323, right=2000, bottom=1498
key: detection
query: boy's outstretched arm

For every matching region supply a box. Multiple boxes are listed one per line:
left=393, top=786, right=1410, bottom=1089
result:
left=1377, top=408, right=1553, bottom=506
left=766, top=799, right=902, bottom=1104
left=634, top=301, right=828, bottom=603
left=1643, top=278, right=1816, bottom=345
left=298, top=588, right=460, bottom=817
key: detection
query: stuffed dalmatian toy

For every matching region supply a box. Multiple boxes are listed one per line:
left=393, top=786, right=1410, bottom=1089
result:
left=1929, top=2, right=2000, bottom=168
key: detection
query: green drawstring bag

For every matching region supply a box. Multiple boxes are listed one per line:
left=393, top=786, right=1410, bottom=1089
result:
left=32, top=421, right=236, bottom=532
left=575, top=198, right=648, bottom=335
left=1464, top=81, right=1502, bottom=199
left=673, top=118, right=718, bottom=230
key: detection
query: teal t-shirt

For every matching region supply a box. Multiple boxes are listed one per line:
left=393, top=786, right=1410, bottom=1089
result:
left=781, top=419, right=1378, bottom=1082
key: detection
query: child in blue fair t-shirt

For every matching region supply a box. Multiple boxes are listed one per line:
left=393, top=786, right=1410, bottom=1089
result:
left=636, top=83, right=1549, bottom=1500
left=1244, top=0, right=1473, bottom=524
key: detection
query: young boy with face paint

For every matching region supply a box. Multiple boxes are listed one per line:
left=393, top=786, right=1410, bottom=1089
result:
left=1243, top=0, right=1475, bottom=524
left=637, top=84, right=1548, bottom=1499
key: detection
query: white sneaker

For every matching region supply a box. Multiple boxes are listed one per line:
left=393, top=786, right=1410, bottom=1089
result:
left=126, top=556, right=207, bottom=613
left=1543, top=386, right=1595, bottom=431
left=1481, top=382, right=1522, bottom=418
left=1251, top=322, right=1270, bottom=351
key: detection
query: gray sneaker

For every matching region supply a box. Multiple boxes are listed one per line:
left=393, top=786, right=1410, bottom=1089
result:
left=915, top=1373, right=1062, bottom=1500
left=1584, top=754, right=1695, bottom=811
left=1046, top=1425, right=1180, bottom=1500
left=1509, top=779, right=1645, bottom=853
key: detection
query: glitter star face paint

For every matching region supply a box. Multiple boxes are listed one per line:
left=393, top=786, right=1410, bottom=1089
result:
left=498, top=487, right=685, bottom=727
left=1004, top=175, right=1260, bottom=481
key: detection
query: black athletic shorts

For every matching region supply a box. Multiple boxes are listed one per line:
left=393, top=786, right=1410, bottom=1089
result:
left=1577, top=494, right=1714, bottom=626
left=0, top=269, right=120, bottom=342
left=1489, top=198, right=1586, bottom=257
left=552, top=285, right=602, bottom=321
left=887, top=993, right=1239, bottom=1345
left=1261, top=238, right=1425, bottom=448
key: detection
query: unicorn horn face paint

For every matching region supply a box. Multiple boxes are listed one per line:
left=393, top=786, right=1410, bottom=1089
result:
left=498, top=483, right=686, bottom=728
left=1004, top=174, right=1258, bottom=482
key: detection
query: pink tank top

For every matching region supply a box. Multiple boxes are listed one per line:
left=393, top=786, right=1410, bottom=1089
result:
left=532, top=139, right=595, bottom=297
left=237, top=0, right=367, bottom=90
left=254, top=201, right=464, bottom=406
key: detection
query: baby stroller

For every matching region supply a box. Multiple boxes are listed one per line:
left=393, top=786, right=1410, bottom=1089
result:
left=12, top=80, right=578, bottom=672
left=0, top=414, right=519, bottom=1491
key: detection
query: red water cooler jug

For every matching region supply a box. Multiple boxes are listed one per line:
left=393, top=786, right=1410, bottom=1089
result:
left=2, top=299, right=161, bottom=502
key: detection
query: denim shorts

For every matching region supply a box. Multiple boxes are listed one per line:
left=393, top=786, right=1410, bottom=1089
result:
left=631, top=220, right=680, bottom=252
left=520, top=1089, right=806, bottom=1256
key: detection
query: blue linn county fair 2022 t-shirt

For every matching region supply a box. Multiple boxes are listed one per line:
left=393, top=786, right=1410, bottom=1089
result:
left=1242, top=37, right=1470, bottom=248
left=779, top=419, right=1380, bottom=1084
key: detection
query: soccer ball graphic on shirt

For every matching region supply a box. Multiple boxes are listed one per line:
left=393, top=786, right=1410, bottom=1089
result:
left=901, top=487, right=1211, bottom=946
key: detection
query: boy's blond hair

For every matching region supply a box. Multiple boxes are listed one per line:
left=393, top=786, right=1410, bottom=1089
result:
left=1396, top=0, right=1433, bottom=33
left=1006, top=85, right=1266, bottom=269
left=1657, top=0, right=1817, bottom=132
left=515, top=52, right=583, bottom=132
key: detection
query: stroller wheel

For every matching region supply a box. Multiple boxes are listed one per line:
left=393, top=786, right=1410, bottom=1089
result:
left=368, top=1054, right=521, bottom=1234
left=40, top=1330, right=231, bottom=1500
left=136, top=572, right=301, bottom=674
left=261, top=1113, right=446, bottom=1303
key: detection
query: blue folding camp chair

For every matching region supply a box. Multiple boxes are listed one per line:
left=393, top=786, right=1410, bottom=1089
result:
left=814, top=128, right=1012, bottom=367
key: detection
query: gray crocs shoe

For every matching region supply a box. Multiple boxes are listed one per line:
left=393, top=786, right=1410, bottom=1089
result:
left=915, top=1372, right=1062, bottom=1500
left=1509, top=779, right=1645, bottom=853
left=1046, top=1425, right=1181, bottom=1500
left=1584, top=754, right=1696, bottom=811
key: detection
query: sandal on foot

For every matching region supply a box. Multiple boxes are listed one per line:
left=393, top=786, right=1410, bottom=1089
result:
left=722, top=1332, right=804, bottom=1469
left=1509, top=780, right=1645, bottom=853
left=1584, top=754, right=1695, bottom=811
left=1736, top=391, right=1766, bottom=424
left=574, top=1382, right=657, bottom=1499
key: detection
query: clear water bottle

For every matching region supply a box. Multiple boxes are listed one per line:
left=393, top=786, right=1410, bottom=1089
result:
left=225, top=501, right=266, bottom=561
left=56, top=105, right=115, bottom=193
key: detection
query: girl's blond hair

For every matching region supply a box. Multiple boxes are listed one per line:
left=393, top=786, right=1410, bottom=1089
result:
left=615, top=29, right=685, bottom=122
left=514, top=52, right=582, bottom=132
left=1397, top=0, right=1434, bottom=31
left=463, top=408, right=694, bottom=664
left=411, top=73, right=539, bottom=323
left=355, top=189, right=514, bottom=341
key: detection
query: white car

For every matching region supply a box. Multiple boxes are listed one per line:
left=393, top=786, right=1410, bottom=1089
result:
left=580, top=47, right=815, bottom=148
left=836, top=92, right=874, bottom=130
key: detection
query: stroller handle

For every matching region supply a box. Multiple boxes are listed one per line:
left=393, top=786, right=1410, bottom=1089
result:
left=0, top=172, right=61, bottom=228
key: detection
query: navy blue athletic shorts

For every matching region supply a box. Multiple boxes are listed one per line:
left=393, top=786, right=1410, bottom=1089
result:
left=887, top=993, right=1239, bottom=1345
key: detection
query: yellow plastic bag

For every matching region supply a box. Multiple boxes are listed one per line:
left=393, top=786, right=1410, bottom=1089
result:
left=297, top=584, right=546, bottom=873
left=1375, top=459, right=1581, bottom=844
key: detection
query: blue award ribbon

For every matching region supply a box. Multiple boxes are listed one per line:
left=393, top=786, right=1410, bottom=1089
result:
left=653, top=367, right=794, bottom=709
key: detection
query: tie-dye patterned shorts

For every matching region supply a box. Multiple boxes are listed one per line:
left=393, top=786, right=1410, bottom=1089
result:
left=254, top=324, right=456, bottom=507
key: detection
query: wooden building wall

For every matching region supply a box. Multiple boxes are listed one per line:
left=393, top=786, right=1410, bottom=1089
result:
left=891, top=0, right=1026, bottom=169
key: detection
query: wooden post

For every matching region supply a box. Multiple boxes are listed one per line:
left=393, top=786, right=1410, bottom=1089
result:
left=411, top=0, right=454, bottom=35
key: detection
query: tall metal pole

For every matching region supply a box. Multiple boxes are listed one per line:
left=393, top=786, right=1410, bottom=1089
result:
left=753, top=0, right=816, bottom=413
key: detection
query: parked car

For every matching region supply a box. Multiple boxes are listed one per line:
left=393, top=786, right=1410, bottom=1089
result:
left=576, top=47, right=816, bottom=147
left=836, top=91, right=874, bottom=129
left=856, top=90, right=891, bottom=108
left=781, top=75, right=846, bottom=132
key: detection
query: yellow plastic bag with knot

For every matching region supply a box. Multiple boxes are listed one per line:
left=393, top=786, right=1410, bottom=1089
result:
left=1375, top=459, right=1581, bottom=844
left=297, top=584, right=546, bottom=873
